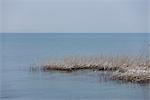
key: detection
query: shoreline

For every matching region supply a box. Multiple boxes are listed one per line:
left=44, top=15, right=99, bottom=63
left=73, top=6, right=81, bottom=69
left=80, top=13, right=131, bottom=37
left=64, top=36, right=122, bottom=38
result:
left=42, top=64, right=150, bottom=84
left=40, top=55, right=150, bottom=83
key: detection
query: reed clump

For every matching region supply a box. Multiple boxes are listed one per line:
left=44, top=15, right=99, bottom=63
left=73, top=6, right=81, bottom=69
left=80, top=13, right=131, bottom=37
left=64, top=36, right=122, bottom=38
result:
left=42, top=55, right=150, bottom=83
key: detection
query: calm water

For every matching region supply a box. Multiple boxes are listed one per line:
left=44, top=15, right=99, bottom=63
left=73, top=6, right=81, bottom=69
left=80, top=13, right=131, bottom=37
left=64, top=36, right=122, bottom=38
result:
left=1, top=33, right=150, bottom=100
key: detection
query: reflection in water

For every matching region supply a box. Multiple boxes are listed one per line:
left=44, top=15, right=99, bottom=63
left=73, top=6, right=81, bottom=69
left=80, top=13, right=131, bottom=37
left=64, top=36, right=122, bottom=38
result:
left=140, top=84, right=150, bottom=100
left=96, top=71, right=150, bottom=100
left=1, top=68, right=150, bottom=100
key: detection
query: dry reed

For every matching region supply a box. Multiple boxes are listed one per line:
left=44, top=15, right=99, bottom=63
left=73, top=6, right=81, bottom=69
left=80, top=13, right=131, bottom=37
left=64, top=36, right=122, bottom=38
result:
left=42, top=55, right=150, bottom=83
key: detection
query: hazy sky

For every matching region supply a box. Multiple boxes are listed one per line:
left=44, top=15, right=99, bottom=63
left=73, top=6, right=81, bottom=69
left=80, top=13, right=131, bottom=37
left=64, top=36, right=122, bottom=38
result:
left=1, top=0, right=150, bottom=33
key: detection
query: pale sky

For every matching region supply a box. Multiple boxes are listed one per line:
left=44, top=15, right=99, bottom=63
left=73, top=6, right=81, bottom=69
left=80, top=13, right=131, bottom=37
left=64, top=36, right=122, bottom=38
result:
left=1, top=0, right=150, bottom=33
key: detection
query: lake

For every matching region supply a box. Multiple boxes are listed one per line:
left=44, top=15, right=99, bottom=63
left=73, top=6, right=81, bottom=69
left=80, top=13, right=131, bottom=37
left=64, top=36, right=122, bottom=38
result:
left=1, top=33, right=150, bottom=100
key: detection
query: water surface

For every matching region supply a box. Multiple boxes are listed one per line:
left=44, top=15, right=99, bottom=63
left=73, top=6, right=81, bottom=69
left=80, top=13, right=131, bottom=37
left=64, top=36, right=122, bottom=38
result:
left=1, top=33, right=150, bottom=100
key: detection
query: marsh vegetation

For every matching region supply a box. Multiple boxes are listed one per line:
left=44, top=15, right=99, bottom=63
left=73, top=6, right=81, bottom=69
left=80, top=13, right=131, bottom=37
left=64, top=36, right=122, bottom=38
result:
left=41, top=55, right=150, bottom=83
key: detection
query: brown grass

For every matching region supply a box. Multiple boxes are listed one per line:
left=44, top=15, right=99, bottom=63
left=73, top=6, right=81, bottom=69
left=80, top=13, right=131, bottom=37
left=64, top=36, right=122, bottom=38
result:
left=41, top=55, right=150, bottom=83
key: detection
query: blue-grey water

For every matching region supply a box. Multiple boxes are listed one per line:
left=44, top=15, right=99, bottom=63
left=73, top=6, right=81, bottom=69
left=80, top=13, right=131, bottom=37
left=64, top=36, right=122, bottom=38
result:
left=1, top=33, right=150, bottom=100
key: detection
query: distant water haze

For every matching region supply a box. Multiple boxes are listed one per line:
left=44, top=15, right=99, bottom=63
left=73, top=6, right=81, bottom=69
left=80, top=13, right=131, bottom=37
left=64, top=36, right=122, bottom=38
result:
left=1, top=33, right=149, bottom=68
